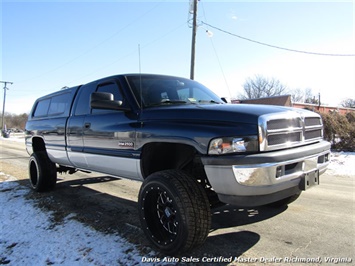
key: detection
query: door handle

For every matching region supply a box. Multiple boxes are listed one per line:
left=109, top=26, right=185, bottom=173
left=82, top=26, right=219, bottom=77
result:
left=84, top=122, right=91, bottom=129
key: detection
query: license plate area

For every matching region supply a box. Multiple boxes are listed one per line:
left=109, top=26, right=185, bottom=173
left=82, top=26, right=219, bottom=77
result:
left=299, top=170, right=319, bottom=190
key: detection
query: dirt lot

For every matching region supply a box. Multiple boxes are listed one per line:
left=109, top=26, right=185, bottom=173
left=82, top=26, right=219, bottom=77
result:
left=1, top=138, right=354, bottom=264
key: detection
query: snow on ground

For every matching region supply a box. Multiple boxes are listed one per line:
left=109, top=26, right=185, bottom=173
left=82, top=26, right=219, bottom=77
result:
left=0, top=174, right=148, bottom=265
left=0, top=134, right=25, bottom=143
left=1, top=135, right=354, bottom=265
left=327, top=152, right=355, bottom=177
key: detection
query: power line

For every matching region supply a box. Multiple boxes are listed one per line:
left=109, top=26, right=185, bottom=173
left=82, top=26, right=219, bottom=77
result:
left=15, top=1, right=167, bottom=85
left=200, top=1, right=231, bottom=99
left=65, top=22, right=187, bottom=87
left=201, top=21, right=355, bottom=57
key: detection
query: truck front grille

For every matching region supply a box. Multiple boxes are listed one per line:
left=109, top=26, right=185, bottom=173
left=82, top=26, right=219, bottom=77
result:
left=268, top=132, right=302, bottom=146
left=267, top=118, right=302, bottom=130
left=259, top=110, right=323, bottom=151
left=305, top=129, right=322, bottom=140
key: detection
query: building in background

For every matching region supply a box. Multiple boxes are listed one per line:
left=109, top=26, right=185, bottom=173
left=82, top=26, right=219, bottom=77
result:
left=232, top=95, right=354, bottom=115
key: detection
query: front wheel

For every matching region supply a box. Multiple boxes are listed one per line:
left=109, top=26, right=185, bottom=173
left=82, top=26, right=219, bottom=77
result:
left=29, top=151, right=57, bottom=192
left=138, top=170, right=211, bottom=254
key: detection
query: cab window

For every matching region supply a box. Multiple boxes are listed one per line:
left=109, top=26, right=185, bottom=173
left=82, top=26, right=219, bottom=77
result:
left=48, top=93, right=70, bottom=115
left=33, top=99, right=50, bottom=117
left=73, top=83, right=96, bottom=116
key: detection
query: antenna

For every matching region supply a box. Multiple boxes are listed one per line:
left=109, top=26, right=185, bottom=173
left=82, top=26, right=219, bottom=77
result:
left=138, top=44, right=143, bottom=111
left=138, top=44, right=142, bottom=74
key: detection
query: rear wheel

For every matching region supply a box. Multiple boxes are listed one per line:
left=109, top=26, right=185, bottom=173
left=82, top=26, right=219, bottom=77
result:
left=29, top=151, right=57, bottom=192
left=138, top=170, right=211, bottom=254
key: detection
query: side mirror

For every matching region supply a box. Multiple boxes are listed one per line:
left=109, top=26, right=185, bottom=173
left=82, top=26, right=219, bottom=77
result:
left=90, top=92, right=129, bottom=111
left=221, top=97, right=230, bottom=103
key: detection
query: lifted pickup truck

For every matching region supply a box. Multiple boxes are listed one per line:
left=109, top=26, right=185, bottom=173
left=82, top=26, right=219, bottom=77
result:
left=25, top=74, right=330, bottom=254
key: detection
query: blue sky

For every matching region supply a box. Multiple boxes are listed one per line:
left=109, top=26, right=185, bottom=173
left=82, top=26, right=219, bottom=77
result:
left=1, top=0, right=354, bottom=114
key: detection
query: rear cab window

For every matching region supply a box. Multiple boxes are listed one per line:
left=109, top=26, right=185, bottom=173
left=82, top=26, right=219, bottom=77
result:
left=33, top=99, right=51, bottom=117
left=48, top=93, right=71, bottom=115
left=31, top=87, right=79, bottom=119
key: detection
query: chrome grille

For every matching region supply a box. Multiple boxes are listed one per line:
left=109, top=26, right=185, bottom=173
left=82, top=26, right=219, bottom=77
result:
left=259, top=110, right=323, bottom=151
left=305, top=129, right=322, bottom=140
left=268, top=132, right=302, bottom=146
left=267, top=118, right=302, bottom=130
left=305, top=117, right=322, bottom=126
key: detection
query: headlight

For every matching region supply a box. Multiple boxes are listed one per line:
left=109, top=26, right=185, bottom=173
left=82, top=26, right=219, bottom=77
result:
left=208, top=136, right=258, bottom=155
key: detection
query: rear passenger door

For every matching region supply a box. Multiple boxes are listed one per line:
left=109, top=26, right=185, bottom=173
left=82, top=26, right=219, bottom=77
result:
left=82, top=80, right=140, bottom=179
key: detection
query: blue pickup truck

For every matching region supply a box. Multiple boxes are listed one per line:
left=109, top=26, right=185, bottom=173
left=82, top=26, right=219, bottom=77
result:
left=25, top=74, right=330, bottom=254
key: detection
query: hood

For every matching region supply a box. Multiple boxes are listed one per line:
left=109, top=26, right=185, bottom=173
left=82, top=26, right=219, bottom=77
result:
left=139, top=103, right=295, bottom=125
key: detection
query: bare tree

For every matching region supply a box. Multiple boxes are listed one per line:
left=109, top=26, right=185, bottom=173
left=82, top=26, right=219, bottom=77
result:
left=290, top=88, right=304, bottom=103
left=341, top=98, right=355, bottom=108
left=288, top=87, right=322, bottom=104
left=304, top=88, right=319, bottom=104
left=239, top=75, right=288, bottom=99
left=1, top=112, right=28, bottom=130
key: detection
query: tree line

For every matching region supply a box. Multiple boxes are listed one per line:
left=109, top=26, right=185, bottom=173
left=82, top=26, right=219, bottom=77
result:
left=0, top=112, right=28, bottom=131
left=239, top=74, right=354, bottom=107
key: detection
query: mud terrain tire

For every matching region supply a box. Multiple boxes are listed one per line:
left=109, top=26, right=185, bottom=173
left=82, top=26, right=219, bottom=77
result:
left=138, top=170, right=211, bottom=254
left=29, top=151, right=57, bottom=192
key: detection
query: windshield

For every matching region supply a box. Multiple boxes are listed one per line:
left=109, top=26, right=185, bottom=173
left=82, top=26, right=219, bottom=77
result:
left=126, top=75, right=224, bottom=107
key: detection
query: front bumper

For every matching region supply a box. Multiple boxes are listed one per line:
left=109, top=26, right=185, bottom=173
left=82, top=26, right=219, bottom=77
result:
left=202, top=141, right=331, bottom=207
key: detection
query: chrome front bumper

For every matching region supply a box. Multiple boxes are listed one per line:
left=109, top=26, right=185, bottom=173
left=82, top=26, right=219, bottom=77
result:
left=231, top=150, right=329, bottom=187
left=202, top=141, right=331, bottom=206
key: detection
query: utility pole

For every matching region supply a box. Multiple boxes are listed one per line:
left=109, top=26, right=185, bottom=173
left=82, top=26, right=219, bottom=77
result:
left=190, top=0, right=198, bottom=80
left=1, top=81, right=13, bottom=131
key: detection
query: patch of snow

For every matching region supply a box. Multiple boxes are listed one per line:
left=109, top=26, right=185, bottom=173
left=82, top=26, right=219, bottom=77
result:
left=328, top=152, right=355, bottom=177
left=0, top=135, right=25, bottom=143
left=0, top=173, right=145, bottom=265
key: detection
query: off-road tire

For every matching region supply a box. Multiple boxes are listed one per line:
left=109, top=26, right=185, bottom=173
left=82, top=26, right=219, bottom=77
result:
left=138, top=170, right=211, bottom=254
left=29, top=151, right=57, bottom=192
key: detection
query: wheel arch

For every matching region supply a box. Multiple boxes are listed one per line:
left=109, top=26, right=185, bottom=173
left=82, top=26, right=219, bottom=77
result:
left=140, top=142, right=200, bottom=179
left=31, top=136, right=46, bottom=153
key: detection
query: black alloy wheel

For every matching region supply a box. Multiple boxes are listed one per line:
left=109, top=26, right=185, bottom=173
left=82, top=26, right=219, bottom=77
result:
left=138, top=170, right=211, bottom=254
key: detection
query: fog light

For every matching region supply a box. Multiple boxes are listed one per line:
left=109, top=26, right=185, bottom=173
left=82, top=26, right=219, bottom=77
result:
left=276, top=166, right=283, bottom=178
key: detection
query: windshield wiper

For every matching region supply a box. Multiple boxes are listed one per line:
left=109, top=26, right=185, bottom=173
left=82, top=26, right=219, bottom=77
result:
left=148, top=100, right=187, bottom=106
left=161, top=99, right=187, bottom=104
left=198, top=100, right=222, bottom=104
